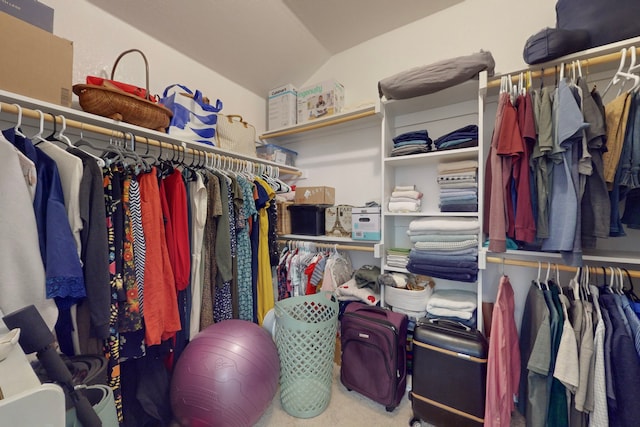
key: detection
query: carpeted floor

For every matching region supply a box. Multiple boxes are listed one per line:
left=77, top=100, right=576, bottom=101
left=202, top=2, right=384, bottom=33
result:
left=254, top=363, right=417, bottom=427
left=254, top=363, right=527, bottom=427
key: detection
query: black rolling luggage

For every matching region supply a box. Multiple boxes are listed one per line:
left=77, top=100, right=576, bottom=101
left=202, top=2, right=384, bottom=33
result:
left=409, top=318, right=488, bottom=427
left=340, top=302, right=408, bottom=412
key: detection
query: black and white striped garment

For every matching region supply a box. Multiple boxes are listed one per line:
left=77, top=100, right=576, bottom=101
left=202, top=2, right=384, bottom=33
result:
left=128, top=176, right=145, bottom=316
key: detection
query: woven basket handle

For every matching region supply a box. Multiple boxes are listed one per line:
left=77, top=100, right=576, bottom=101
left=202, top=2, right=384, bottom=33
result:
left=111, top=48, right=151, bottom=101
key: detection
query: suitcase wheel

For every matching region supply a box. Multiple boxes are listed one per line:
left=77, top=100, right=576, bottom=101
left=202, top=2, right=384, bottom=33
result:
left=385, top=405, right=396, bottom=412
left=409, top=417, right=421, bottom=427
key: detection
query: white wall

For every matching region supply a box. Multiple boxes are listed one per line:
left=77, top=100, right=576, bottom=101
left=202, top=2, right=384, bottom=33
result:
left=305, top=0, right=558, bottom=108
left=40, top=0, right=266, bottom=131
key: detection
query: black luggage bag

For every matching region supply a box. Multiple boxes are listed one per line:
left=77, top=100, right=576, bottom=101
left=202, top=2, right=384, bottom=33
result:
left=340, top=302, right=408, bottom=412
left=410, top=318, right=488, bottom=427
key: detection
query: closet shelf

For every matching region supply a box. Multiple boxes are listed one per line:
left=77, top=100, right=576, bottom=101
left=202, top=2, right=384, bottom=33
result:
left=382, top=78, right=480, bottom=117
left=259, top=103, right=381, bottom=144
left=484, top=35, right=640, bottom=91
left=0, top=90, right=302, bottom=176
left=383, top=211, right=478, bottom=218
left=384, top=146, right=479, bottom=166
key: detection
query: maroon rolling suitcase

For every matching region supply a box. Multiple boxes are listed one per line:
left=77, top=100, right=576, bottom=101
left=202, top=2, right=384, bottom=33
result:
left=340, top=302, right=408, bottom=412
left=410, top=318, right=488, bottom=427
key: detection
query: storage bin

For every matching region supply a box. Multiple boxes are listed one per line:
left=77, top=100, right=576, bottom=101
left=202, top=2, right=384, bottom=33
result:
left=325, top=205, right=352, bottom=238
left=256, top=143, right=298, bottom=166
left=288, top=204, right=330, bottom=236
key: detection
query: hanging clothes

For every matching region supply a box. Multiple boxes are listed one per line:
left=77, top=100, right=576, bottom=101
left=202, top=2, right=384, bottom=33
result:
left=138, top=167, right=181, bottom=346
left=485, top=275, right=520, bottom=427
left=0, top=133, right=57, bottom=329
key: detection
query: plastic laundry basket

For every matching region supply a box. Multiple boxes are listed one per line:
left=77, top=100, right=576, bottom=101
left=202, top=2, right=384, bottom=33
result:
left=274, top=292, right=339, bottom=418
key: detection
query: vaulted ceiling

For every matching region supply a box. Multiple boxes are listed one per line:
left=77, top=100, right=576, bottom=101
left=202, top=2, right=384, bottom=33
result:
left=88, top=0, right=463, bottom=96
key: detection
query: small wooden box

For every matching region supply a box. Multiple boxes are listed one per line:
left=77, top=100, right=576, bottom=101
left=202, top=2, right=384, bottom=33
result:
left=276, top=201, right=293, bottom=235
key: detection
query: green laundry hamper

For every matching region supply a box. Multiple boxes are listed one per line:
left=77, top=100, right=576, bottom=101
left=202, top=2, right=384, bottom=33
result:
left=274, top=292, right=339, bottom=418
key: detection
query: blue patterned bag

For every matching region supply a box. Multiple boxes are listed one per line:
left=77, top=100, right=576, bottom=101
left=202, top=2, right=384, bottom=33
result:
left=160, top=84, right=223, bottom=146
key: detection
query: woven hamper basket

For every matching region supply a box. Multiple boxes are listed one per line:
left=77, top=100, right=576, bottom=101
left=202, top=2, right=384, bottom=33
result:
left=73, top=49, right=172, bottom=132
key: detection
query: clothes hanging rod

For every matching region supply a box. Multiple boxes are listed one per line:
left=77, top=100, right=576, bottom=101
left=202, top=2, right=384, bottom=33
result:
left=277, top=239, right=375, bottom=253
left=487, top=40, right=640, bottom=89
left=485, top=256, right=640, bottom=279
left=0, top=100, right=302, bottom=176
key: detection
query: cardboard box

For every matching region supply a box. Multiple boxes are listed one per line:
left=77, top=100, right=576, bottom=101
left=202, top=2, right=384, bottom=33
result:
left=325, top=205, right=352, bottom=238
left=297, top=79, right=344, bottom=124
left=352, top=206, right=381, bottom=241
left=268, top=84, right=297, bottom=130
left=0, top=1, right=54, bottom=33
left=0, top=12, right=73, bottom=107
left=294, top=186, right=335, bottom=205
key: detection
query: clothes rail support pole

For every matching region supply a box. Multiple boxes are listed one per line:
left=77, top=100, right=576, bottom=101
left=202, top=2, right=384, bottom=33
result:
left=277, top=239, right=374, bottom=253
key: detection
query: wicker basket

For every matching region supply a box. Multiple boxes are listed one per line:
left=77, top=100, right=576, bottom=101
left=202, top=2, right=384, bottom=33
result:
left=73, top=49, right=172, bottom=132
left=277, top=201, right=293, bottom=235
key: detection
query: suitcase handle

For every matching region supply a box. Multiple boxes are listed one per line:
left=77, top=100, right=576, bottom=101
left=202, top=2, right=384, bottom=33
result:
left=423, top=318, right=472, bottom=332
left=350, top=305, right=393, bottom=319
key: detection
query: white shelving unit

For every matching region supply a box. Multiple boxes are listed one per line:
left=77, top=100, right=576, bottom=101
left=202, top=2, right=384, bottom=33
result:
left=261, top=102, right=384, bottom=250
left=379, top=73, right=488, bottom=328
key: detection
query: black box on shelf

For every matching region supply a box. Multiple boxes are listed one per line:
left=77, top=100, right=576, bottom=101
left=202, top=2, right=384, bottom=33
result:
left=288, top=204, right=331, bottom=236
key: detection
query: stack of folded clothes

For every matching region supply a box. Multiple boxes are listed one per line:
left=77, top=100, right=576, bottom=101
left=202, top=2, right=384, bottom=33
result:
left=391, top=129, right=432, bottom=156
left=433, top=124, right=478, bottom=151
left=425, top=289, right=478, bottom=328
left=437, top=160, right=478, bottom=212
left=388, top=184, right=422, bottom=212
left=405, top=217, right=479, bottom=283
left=386, top=247, right=410, bottom=269
left=335, top=265, right=381, bottom=306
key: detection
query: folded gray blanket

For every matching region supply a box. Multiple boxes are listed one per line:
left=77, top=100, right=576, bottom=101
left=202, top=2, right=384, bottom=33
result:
left=378, top=50, right=495, bottom=100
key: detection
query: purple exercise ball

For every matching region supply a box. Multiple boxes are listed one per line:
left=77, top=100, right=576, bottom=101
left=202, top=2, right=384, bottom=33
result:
left=170, top=319, right=280, bottom=427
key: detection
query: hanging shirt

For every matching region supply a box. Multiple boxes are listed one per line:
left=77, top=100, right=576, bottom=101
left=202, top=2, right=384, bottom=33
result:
left=138, top=167, right=181, bottom=346
left=3, top=128, right=86, bottom=304
left=484, top=92, right=509, bottom=252
left=237, top=175, right=258, bottom=321
left=67, top=147, right=111, bottom=343
left=0, top=134, right=58, bottom=330
left=187, top=171, right=207, bottom=338
left=255, top=177, right=276, bottom=325
left=164, top=168, right=191, bottom=291
left=603, top=92, right=632, bottom=188
left=486, top=275, right=520, bottom=427
left=38, top=141, right=84, bottom=257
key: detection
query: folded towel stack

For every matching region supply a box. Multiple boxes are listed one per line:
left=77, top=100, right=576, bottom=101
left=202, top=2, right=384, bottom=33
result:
left=433, top=124, right=478, bottom=151
left=425, top=289, right=478, bottom=328
left=437, top=159, right=478, bottom=212
left=388, top=184, right=423, bottom=213
left=386, top=247, right=410, bottom=269
left=391, top=129, right=433, bottom=157
left=405, top=217, right=479, bottom=283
